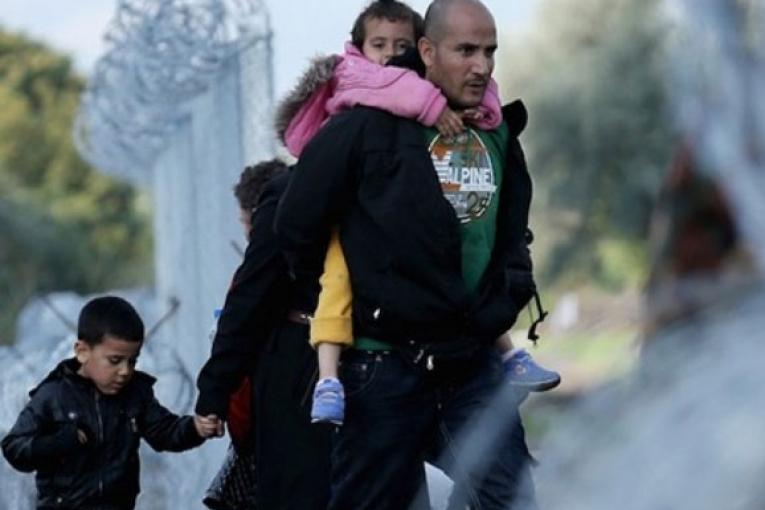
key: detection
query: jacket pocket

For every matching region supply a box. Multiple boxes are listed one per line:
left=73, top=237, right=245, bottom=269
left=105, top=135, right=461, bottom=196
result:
left=120, top=406, right=143, bottom=454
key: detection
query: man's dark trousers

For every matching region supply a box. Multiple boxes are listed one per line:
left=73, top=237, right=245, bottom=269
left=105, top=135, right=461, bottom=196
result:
left=329, top=347, right=538, bottom=510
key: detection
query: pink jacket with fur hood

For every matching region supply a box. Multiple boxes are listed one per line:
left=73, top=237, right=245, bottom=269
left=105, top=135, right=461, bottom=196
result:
left=276, top=42, right=502, bottom=158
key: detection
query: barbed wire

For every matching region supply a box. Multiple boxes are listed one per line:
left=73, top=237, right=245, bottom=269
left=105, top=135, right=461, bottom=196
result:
left=74, top=0, right=272, bottom=184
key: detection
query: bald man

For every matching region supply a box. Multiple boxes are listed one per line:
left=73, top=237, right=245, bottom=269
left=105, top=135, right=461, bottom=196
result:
left=276, top=0, right=539, bottom=508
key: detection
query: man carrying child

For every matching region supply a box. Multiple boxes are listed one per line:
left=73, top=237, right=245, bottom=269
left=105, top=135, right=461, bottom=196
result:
left=276, top=0, right=541, bottom=508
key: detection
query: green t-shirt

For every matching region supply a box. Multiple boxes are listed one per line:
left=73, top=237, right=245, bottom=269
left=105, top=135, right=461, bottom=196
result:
left=356, top=124, right=510, bottom=351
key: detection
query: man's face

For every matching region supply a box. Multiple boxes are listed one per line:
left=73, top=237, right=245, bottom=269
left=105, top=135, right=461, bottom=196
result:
left=75, top=335, right=141, bottom=395
left=420, top=2, right=497, bottom=109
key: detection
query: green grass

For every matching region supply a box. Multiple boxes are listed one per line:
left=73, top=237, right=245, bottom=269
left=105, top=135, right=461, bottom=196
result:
left=517, top=328, right=639, bottom=445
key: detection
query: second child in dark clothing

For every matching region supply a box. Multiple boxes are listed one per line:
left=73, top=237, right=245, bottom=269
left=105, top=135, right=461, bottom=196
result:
left=1, top=296, right=219, bottom=510
left=196, top=160, right=331, bottom=510
left=202, top=161, right=287, bottom=510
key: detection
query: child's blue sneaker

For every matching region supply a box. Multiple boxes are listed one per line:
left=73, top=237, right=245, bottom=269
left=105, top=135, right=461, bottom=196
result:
left=311, top=377, right=345, bottom=425
left=503, top=350, right=561, bottom=392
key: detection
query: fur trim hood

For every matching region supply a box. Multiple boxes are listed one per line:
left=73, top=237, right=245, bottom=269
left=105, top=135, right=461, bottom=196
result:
left=274, top=54, right=340, bottom=147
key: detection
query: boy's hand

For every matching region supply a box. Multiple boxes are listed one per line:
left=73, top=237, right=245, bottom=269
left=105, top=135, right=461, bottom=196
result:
left=194, top=414, right=225, bottom=439
left=435, top=107, right=465, bottom=139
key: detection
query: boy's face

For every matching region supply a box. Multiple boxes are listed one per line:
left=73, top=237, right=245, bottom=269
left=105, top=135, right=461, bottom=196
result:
left=362, top=17, right=416, bottom=65
left=239, top=207, right=253, bottom=239
left=75, top=335, right=142, bottom=395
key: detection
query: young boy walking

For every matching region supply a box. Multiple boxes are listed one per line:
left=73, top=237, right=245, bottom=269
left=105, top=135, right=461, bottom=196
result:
left=2, top=295, right=221, bottom=510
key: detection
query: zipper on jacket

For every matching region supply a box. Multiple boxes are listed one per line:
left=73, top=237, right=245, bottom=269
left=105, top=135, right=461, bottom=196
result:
left=94, top=390, right=104, bottom=496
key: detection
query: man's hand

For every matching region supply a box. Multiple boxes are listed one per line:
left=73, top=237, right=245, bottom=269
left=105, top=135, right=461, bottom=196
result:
left=194, top=414, right=225, bottom=439
left=435, top=107, right=466, bottom=138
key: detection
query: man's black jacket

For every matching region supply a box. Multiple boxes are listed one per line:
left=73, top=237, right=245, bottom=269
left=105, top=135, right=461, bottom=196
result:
left=274, top=102, right=536, bottom=352
left=1, top=358, right=203, bottom=510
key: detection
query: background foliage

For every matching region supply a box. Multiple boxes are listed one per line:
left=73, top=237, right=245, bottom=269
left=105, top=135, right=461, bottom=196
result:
left=0, top=0, right=678, bottom=350
left=503, top=0, right=677, bottom=291
left=0, top=29, right=152, bottom=344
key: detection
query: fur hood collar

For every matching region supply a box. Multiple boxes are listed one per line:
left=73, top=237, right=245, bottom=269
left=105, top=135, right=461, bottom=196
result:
left=274, top=53, right=340, bottom=147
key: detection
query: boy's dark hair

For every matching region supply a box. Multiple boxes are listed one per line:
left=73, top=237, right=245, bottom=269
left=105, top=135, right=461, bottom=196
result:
left=233, top=158, right=289, bottom=212
left=350, top=0, right=425, bottom=50
left=77, top=296, right=145, bottom=345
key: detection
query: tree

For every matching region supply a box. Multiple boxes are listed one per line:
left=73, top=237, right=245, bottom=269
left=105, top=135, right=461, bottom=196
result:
left=502, top=0, right=676, bottom=289
left=0, top=28, right=152, bottom=344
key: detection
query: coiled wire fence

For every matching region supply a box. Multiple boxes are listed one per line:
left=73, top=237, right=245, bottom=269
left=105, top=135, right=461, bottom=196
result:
left=3, top=1, right=272, bottom=508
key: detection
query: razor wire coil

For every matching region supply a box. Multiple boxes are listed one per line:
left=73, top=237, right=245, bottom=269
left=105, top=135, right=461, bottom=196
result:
left=74, top=0, right=271, bottom=183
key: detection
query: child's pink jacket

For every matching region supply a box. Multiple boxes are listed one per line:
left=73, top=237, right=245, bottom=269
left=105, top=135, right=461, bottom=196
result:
left=279, top=42, right=502, bottom=158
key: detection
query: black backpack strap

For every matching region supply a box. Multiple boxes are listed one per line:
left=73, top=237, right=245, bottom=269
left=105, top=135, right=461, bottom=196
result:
left=526, top=290, right=548, bottom=344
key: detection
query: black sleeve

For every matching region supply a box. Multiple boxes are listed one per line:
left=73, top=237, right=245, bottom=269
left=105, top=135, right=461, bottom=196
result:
left=501, top=100, right=534, bottom=311
left=506, top=229, right=537, bottom=311
left=195, top=177, right=291, bottom=418
left=141, top=389, right=205, bottom=452
left=1, top=387, right=80, bottom=472
left=274, top=110, right=364, bottom=281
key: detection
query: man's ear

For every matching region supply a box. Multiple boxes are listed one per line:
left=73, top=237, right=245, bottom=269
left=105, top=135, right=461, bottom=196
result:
left=74, top=340, right=90, bottom=364
left=418, top=36, right=435, bottom=69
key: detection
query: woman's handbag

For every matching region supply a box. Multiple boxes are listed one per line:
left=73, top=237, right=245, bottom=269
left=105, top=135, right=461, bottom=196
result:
left=203, top=444, right=258, bottom=510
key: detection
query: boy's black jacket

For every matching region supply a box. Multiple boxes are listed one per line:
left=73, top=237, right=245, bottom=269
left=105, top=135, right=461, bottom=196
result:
left=275, top=101, right=536, bottom=352
left=1, top=358, right=203, bottom=510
